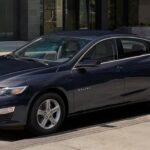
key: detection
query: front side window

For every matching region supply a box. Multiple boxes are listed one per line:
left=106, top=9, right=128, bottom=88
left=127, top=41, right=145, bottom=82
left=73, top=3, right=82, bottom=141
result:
left=79, top=39, right=115, bottom=64
left=120, top=38, right=150, bottom=58
left=14, top=36, right=90, bottom=63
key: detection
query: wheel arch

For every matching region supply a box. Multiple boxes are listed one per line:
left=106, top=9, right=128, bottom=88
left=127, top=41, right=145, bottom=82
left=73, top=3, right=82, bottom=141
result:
left=27, top=88, right=69, bottom=123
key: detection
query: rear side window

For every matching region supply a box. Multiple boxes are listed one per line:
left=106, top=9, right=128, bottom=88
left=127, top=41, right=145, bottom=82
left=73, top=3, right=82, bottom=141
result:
left=120, top=38, right=150, bottom=58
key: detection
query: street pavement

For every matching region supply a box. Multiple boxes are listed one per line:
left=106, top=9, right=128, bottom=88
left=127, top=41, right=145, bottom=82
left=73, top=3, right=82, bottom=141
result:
left=22, top=121, right=150, bottom=150
left=0, top=103, right=149, bottom=150
left=0, top=41, right=27, bottom=55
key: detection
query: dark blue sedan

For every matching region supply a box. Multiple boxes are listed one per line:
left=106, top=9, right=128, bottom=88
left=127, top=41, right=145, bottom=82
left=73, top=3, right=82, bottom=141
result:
left=0, top=30, right=150, bottom=135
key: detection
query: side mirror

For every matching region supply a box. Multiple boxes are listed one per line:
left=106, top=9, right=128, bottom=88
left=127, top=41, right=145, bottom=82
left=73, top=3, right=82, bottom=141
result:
left=75, top=59, right=101, bottom=73
left=76, top=59, right=101, bottom=68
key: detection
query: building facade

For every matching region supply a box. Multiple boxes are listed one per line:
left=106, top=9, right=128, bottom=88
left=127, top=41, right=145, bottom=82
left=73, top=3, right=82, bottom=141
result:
left=0, top=0, right=150, bottom=41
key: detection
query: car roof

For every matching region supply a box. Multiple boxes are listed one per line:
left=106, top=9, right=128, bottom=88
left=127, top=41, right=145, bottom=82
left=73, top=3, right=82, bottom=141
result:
left=45, top=30, right=136, bottom=40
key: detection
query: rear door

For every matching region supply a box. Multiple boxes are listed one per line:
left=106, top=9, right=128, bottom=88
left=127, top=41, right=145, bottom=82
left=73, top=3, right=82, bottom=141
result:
left=117, top=37, right=150, bottom=103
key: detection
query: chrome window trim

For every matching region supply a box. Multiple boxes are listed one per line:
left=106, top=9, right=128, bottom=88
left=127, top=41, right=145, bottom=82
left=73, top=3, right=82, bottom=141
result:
left=101, top=53, right=150, bottom=65
left=72, top=36, right=150, bottom=70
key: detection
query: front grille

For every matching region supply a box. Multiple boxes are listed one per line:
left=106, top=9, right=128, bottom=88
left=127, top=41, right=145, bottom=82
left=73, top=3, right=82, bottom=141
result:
left=0, top=113, right=13, bottom=122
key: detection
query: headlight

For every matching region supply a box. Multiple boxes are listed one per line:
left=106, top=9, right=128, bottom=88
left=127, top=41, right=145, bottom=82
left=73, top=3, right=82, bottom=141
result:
left=0, top=86, right=28, bottom=96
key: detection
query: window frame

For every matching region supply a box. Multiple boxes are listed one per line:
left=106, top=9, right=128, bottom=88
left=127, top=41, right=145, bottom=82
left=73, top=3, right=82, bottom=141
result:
left=75, top=38, right=118, bottom=68
left=73, top=36, right=150, bottom=71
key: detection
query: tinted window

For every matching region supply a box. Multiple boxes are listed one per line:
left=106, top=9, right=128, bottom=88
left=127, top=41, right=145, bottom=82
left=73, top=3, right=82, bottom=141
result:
left=80, top=39, right=115, bottom=64
left=120, top=38, right=150, bottom=58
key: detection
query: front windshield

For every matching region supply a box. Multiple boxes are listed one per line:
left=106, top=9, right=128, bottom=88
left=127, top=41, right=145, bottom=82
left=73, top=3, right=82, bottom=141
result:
left=14, top=36, right=90, bottom=63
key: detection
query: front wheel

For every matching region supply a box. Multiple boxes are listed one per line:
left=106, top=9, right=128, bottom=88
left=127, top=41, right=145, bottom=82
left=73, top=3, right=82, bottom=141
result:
left=27, top=93, right=66, bottom=135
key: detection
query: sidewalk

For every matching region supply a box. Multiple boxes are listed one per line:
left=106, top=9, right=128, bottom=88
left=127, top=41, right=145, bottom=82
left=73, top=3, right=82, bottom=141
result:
left=21, top=117, right=150, bottom=150
left=0, top=41, right=27, bottom=55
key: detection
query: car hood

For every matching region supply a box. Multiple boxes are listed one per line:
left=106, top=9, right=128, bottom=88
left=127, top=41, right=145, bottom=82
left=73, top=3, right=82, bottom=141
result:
left=0, top=57, right=58, bottom=80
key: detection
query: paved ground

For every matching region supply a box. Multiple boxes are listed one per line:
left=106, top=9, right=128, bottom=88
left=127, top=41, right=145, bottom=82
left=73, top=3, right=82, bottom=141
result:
left=0, top=103, right=149, bottom=150
left=0, top=41, right=27, bottom=55
left=23, top=121, right=150, bottom=150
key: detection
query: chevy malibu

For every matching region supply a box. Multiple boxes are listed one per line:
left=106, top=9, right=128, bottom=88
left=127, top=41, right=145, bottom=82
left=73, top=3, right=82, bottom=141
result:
left=0, top=31, right=150, bottom=135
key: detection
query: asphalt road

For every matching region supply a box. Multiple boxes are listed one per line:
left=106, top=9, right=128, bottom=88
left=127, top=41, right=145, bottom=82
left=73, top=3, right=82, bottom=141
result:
left=0, top=103, right=149, bottom=150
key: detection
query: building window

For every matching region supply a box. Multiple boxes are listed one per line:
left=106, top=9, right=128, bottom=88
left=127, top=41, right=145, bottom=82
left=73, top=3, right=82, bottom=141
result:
left=79, top=0, right=96, bottom=30
left=139, top=0, right=150, bottom=26
left=79, top=0, right=88, bottom=29
left=41, top=0, right=63, bottom=34
left=0, top=0, right=18, bottom=40
left=65, top=0, right=96, bottom=31
left=108, top=0, right=150, bottom=29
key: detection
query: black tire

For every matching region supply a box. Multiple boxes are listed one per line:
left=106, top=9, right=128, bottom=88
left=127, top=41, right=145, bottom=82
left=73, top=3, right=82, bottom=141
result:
left=26, top=93, right=66, bottom=135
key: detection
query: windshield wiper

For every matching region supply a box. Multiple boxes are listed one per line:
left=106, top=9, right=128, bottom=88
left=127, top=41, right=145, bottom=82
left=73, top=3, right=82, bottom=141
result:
left=20, top=57, right=49, bottom=66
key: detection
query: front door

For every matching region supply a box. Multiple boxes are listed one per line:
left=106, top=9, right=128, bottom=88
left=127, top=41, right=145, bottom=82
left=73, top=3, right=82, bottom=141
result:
left=72, top=39, right=125, bottom=112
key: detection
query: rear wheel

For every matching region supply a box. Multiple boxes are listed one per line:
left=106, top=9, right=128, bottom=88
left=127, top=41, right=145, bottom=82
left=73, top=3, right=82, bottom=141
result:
left=27, top=93, right=66, bottom=135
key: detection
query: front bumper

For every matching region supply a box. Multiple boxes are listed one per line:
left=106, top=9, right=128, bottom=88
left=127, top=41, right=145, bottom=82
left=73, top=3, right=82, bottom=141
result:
left=0, top=95, right=31, bottom=128
left=0, top=106, right=28, bottom=128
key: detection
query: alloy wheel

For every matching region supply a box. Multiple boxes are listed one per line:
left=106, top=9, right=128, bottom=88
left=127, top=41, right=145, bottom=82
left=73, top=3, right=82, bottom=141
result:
left=36, top=99, right=61, bottom=130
